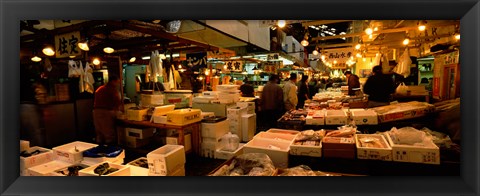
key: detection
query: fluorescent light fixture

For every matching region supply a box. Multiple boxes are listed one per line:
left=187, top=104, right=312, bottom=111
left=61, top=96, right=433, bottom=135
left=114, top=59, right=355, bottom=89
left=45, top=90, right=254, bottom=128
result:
left=418, top=25, right=426, bottom=31
left=282, top=58, right=294, bottom=65
left=69, top=56, right=76, bottom=59
left=455, top=34, right=460, bottom=40
left=142, top=56, right=151, bottom=60
left=242, top=56, right=253, bottom=58
left=230, top=56, right=240, bottom=59
left=172, top=53, right=180, bottom=58
left=355, top=44, right=361, bottom=50
left=42, top=47, right=55, bottom=56
left=31, top=56, right=42, bottom=62
left=103, top=47, right=114, bottom=54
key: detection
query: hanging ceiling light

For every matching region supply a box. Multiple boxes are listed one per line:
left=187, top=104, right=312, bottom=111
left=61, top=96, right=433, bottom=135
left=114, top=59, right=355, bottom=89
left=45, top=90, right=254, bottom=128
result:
left=42, top=46, right=55, bottom=56
left=373, top=27, right=379, bottom=31
left=301, top=28, right=309, bottom=47
left=355, top=44, right=361, bottom=50
left=455, top=34, right=460, bottom=40
left=31, top=56, right=42, bottom=62
left=418, top=20, right=427, bottom=31
left=363, top=58, right=366, bottom=62
left=312, top=48, right=319, bottom=56
left=403, top=38, right=410, bottom=45
left=103, top=47, right=115, bottom=54
left=356, top=53, right=362, bottom=58
left=365, top=28, right=373, bottom=35
left=277, top=20, right=286, bottom=28
left=78, top=38, right=90, bottom=51
left=93, top=58, right=100, bottom=66
left=129, top=57, right=136, bottom=63
left=69, top=56, right=76, bottom=59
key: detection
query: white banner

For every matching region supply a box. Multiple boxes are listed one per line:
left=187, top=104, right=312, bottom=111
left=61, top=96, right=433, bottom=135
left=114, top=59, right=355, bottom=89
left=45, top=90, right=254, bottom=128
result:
left=323, top=48, right=354, bottom=64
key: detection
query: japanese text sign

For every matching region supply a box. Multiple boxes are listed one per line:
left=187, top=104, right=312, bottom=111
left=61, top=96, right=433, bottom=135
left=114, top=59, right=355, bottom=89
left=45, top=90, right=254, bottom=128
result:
left=324, top=48, right=353, bottom=63
left=186, top=52, right=207, bottom=68
left=224, top=61, right=243, bottom=71
left=55, top=31, right=81, bottom=58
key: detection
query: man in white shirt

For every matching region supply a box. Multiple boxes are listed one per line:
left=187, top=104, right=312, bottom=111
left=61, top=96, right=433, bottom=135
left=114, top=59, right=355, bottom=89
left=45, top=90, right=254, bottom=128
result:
left=283, top=73, right=298, bottom=111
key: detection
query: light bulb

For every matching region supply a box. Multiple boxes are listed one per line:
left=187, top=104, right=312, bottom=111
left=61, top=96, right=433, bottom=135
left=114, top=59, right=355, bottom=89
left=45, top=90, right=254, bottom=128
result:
left=224, top=65, right=228, bottom=69
left=369, top=34, right=373, bottom=39
left=374, top=27, right=378, bottom=31
left=78, top=42, right=89, bottom=51
left=301, top=39, right=309, bottom=47
left=365, top=28, right=373, bottom=35
left=178, top=64, right=182, bottom=69
left=418, top=25, right=426, bottom=31
left=363, top=58, right=366, bottom=62
left=277, top=20, right=286, bottom=28
left=403, top=38, right=410, bottom=45
left=312, top=49, right=319, bottom=56
left=93, top=58, right=100, bottom=65
left=355, top=44, right=361, bottom=50
left=31, top=56, right=42, bottom=62
left=321, top=55, right=325, bottom=60
left=129, top=57, right=136, bottom=63
left=356, top=53, right=362, bottom=58
left=333, top=60, right=337, bottom=64
left=103, top=47, right=114, bottom=54
left=455, top=34, right=460, bottom=40
left=42, top=47, right=55, bottom=56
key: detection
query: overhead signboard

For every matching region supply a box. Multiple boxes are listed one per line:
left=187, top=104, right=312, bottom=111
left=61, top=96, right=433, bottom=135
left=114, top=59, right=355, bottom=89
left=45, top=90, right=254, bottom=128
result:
left=54, top=31, right=81, bottom=58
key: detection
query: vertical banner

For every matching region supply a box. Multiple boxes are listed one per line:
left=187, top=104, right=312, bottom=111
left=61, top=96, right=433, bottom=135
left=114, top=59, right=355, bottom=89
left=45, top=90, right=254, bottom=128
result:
left=54, top=31, right=81, bottom=58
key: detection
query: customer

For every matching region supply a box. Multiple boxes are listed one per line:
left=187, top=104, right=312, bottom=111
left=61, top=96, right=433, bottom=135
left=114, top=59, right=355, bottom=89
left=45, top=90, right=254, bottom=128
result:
left=297, top=75, right=310, bottom=109
left=317, top=78, right=327, bottom=91
left=344, top=71, right=360, bottom=96
left=283, top=73, right=298, bottom=111
left=308, top=79, right=318, bottom=98
left=93, top=74, right=123, bottom=145
left=20, top=76, right=47, bottom=147
left=325, top=79, right=334, bottom=89
left=261, top=74, right=284, bottom=129
left=363, top=65, right=396, bottom=108
left=240, top=78, right=255, bottom=97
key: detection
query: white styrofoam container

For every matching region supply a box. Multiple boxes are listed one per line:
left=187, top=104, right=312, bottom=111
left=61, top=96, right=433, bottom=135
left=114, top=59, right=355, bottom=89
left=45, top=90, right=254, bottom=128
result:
left=127, top=157, right=149, bottom=176
left=82, top=150, right=126, bottom=165
left=253, top=132, right=296, bottom=145
left=201, top=119, right=230, bottom=139
left=20, top=146, right=54, bottom=174
left=227, top=106, right=248, bottom=117
left=79, top=161, right=131, bottom=176
left=152, top=115, right=168, bottom=124
left=141, top=94, right=165, bottom=107
left=216, top=85, right=239, bottom=92
left=152, top=105, right=176, bottom=116
left=202, top=91, right=219, bottom=98
left=214, top=143, right=245, bottom=160
left=125, top=128, right=155, bottom=139
left=241, top=114, right=256, bottom=142
left=237, top=102, right=255, bottom=114
left=305, top=110, right=325, bottom=125
left=20, top=140, right=30, bottom=153
left=167, top=134, right=192, bottom=152
left=266, top=129, right=300, bottom=135
left=81, top=158, right=124, bottom=167
left=385, top=132, right=440, bottom=164
left=50, top=163, right=90, bottom=176
left=325, top=110, right=348, bottom=125
left=351, top=110, right=379, bottom=125
left=27, top=160, right=72, bottom=176
left=355, top=134, right=392, bottom=161
left=168, top=166, right=185, bottom=176
left=52, top=141, right=98, bottom=164
left=147, top=145, right=186, bottom=176
left=193, top=96, right=217, bottom=103
left=290, top=141, right=322, bottom=157
left=243, top=138, right=291, bottom=168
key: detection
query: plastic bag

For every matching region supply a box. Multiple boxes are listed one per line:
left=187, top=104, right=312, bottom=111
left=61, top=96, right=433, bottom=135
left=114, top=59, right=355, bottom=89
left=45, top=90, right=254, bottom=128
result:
left=420, top=127, right=453, bottom=148
left=395, top=82, right=409, bottom=95
left=393, top=48, right=412, bottom=77
left=220, top=132, right=240, bottom=152
left=83, top=145, right=123, bottom=158
left=295, top=129, right=326, bottom=142
left=277, top=165, right=317, bottom=176
left=388, top=127, right=426, bottom=145
left=211, top=153, right=276, bottom=176
left=83, top=62, right=95, bottom=94
left=325, top=126, right=356, bottom=137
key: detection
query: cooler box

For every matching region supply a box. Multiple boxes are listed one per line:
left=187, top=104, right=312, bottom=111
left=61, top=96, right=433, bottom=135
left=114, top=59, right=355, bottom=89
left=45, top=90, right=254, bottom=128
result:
left=166, top=109, right=202, bottom=125
left=164, top=90, right=193, bottom=109
left=52, top=141, right=98, bottom=164
left=201, top=118, right=230, bottom=139
left=385, top=132, right=440, bottom=164
left=214, top=143, right=245, bottom=160
left=141, top=93, right=165, bottom=107
left=243, top=137, right=291, bottom=168
left=126, top=108, right=149, bottom=121
left=237, top=102, right=255, bottom=114
left=20, top=146, right=54, bottom=175
left=147, top=145, right=186, bottom=176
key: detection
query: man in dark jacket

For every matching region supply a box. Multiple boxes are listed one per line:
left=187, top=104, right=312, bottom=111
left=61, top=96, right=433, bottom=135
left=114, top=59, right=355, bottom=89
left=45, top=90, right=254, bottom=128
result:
left=344, top=71, right=360, bottom=96
left=261, top=74, right=284, bottom=129
left=363, top=65, right=396, bottom=108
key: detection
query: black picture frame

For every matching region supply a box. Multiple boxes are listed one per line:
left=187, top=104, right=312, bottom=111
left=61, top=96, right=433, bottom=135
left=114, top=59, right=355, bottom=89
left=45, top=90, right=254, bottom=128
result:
left=2, top=0, right=479, bottom=195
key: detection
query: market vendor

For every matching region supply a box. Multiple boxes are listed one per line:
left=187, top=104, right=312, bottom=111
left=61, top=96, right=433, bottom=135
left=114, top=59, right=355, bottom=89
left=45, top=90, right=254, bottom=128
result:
left=93, top=74, right=123, bottom=145
left=344, top=71, right=360, bottom=96
left=363, top=65, right=396, bottom=108
left=283, top=73, right=298, bottom=111
left=240, top=78, right=255, bottom=97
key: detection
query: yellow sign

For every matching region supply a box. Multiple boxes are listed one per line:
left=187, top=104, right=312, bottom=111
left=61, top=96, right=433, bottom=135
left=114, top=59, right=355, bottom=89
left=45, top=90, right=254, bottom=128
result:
left=55, top=31, right=81, bottom=58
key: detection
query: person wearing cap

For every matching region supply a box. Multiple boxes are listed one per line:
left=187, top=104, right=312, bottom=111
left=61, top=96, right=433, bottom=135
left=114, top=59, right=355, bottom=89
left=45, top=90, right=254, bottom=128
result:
left=363, top=65, right=396, bottom=108
left=344, top=70, right=360, bottom=96
left=283, top=73, right=298, bottom=111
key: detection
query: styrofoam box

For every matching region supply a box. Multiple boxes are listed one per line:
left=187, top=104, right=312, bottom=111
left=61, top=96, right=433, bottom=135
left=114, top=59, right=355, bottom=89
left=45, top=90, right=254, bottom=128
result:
left=147, top=145, right=186, bottom=176
left=193, top=96, right=217, bottom=103
left=125, top=136, right=150, bottom=148
left=351, top=110, right=378, bottom=125
left=168, top=166, right=186, bottom=176
left=152, top=115, right=168, bottom=124
left=355, top=134, right=392, bottom=161
left=141, top=94, right=165, bottom=106
left=201, top=112, right=215, bottom=119
left=214, top=143, right=245, bottom=160
left=20, top=146, right=54, bottom=174
left=216, top=85, right=239, bottom=92
left=49, top=163, right=90, bottom=176
left=152, top=105, right=175, bottom=116
left=52, top=141, right=98, bottom=164
left=81, top=158, right=124, bottom=167
left=126, top=157, right=149, bottom=176
left=266, top=129, right=300, bottom=135
left=237, top=102, right=255, bottom=114
left=202, top=91, right=219, bottom=98
left=82, top=150, right=126, bottom=165
left=20, top=140, right=30, bottom=153
left=201, top=119, right=230, bottom=139
left=126, top=108, right=149, bottom=121
left=306, top=110, right=325, bottom=125
left=241, top=114, right=256, bottom=142
left=125, top=128, right=155, bottom=139
left=290, top=141, right=322, bottom=157
left=254, top=132, right=296, bottom=145
left=385, top=132, right=440, bottom=164
left=243, top=138, right=291, bottom=168
left=325, top=110, right=348, bottom=125
left=227, top=106, right=248, bottom=118
left=166, top=109, right=202, bottom=125
left=167, top=134, right=192, bottom=152
left=27, top=160, right=72, bottom=176
left=79, top=161, right=131, bottom=176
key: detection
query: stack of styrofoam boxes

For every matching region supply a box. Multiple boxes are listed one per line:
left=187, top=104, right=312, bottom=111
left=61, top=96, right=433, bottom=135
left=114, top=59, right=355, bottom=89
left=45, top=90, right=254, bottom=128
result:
left=151, top=105, right=176, bottom=124
left=355, top=134, right=392, bottom=161
left=243, top=131, right=296, bottom=169
left=147, top=145, right=186, bottom=176
left=216, top=85, right=240, bottom=104
left=140, top=93, right=165, bottom=108
left=237, top=102, right=256, bottom=142
left=125, top=128, right=155, bottom=148
left=193, top=91, right=219, bottom=104
left=20, top=146, right=54, bottom=176
left=201, top=118, right=230, bottom=158
left=384, top=132, right=440, bottom=164
left=227, top=106, right=247, bottom=142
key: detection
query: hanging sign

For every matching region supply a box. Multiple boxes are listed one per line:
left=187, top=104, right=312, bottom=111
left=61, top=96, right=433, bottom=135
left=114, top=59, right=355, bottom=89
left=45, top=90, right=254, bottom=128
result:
left=224, top=61, right=244, bottom=72
left=54, top=31, right=81, bottom=58
left=262, top=61, right=282, bottom=73
left=186, top=52, right=207, bottom=70
left=267, top=53, right=280, bottom=61
left=324, top=48, right=353, bottom=64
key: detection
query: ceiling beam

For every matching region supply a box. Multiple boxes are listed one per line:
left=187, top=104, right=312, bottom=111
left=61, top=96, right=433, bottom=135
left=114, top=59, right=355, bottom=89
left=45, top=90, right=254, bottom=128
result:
left=302, top=20, right=353, bottom=27
left=20, top=20, right=108, bottom=42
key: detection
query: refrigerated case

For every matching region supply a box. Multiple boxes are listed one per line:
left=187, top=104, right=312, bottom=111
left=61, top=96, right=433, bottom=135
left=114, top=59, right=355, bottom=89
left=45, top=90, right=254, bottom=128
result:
left=432, top=51, right=460, bottom=100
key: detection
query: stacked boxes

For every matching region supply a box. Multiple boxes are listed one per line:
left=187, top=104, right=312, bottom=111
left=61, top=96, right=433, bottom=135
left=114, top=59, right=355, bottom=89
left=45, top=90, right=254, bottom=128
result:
left=166, top=133, right=192, bottom=153
left=243, top=132, right=296, bottom=168
left=124, top=128, right=155, bottom=148
left=237, top=102, right=255, bottom=114
left=227, top=106, right=247, bottom=140
left=147, top=145, right=186, bottom=176
left=166, top=109, right=202, bottom=126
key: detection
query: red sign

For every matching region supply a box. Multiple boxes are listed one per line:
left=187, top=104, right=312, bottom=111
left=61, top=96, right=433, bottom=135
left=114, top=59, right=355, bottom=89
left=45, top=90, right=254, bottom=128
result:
left=433, top=77, right=440, bottom=97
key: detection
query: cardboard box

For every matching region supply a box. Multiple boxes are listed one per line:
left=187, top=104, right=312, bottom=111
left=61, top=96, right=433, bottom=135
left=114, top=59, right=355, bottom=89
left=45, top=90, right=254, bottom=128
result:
left=237, top=102, right=255, bottom=114
left=79, top=161, right=131, bottom=176
left=192, top=102, right=236, bottom=117
left=351, top=110, right=378, bottom=125
left=290, top=141, right=322, bottom=157
left=147, top=145, right=186, bottom=176
left=372, top=101, right=435, bottom=123
left=325, top=110, right=348, bottom=125
left=141, top=94, right=165, bottom=107
left=214, top=143, right=245, bottom=160
left=125, top=136, right=151, bottom=148
left=243, top=138, right=291, bottom=168
left=20, top=140, right=30, bottom=153
left=167, top=134, right=192, bottom=152
left=27, top=160, right=72, bottom=176
left=20, top=146, right=54, bottom=174
left=305, top=110, right=325, bottom=125
left=385, top=132, right=440, bottom=164
left=52, top=141, right=98, bottom=164
left=152, top=115, right=168, bottom=124
left=241, top=114, right=256, bottom=142
left=126, top=108, right=149, bottom=121
left=201, top=119, right=230, bottom=139
left=355, top=134, right=392, bottom=161
left=125, top=128, right=155, bottom=139
left=166, top=109, right=202, bottom=125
